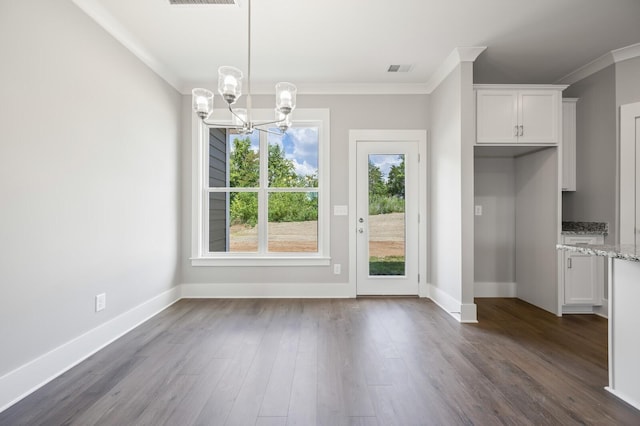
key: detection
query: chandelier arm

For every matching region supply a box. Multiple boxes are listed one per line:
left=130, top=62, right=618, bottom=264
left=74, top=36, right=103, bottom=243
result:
left=257, top=127, right=284, bottom=136
left=228, top=105, right=248, bottom=126
left=253, top=119, right=288, bottom=128
left=202, top=121, right=244, bottom=129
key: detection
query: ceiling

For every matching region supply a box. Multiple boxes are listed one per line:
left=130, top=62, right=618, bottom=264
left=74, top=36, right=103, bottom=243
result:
left=72, top=0, right=640, bottom=94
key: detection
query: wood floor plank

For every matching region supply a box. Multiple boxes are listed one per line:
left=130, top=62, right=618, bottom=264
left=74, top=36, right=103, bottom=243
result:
left=1, top=298, right=640, bottom=426
left=255, top=417, right=287, bottom=426
left=285, top=301, right=319, bottom=426
left=259, top=303, right=302, bottom=417
left=161, top=357, right=233, bottom=426
left=225, top=301, right=291, bottom=426
left=193, top=302, right=274, bottom=425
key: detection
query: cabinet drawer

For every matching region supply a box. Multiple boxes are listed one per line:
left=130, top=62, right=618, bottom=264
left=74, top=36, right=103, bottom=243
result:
left=563, top=235, right=602, bottom=245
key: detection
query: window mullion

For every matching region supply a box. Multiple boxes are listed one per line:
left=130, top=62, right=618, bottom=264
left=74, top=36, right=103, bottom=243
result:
left=201, top=124, right=210, bottom=257
left=258, top=131, right=269, bottom=254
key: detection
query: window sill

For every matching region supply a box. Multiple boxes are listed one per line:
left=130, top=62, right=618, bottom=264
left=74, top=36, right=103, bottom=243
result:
left=190, top=256, right=331, bottom=267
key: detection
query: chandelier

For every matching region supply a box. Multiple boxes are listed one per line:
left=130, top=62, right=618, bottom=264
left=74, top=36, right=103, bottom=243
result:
left=191, top=0, right=296, bottom=135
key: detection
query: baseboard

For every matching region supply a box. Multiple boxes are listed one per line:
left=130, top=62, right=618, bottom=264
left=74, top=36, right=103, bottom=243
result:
left=562, top=305, right=596, bottom=314
left=562, top=301, right=608, bottom=317
left=460, top=303, right=478, bottom=323
left=605, top=386, right=640, bottom=411
left=428, top=284, right=477, bottom=323
left=474, top=282, right=517, bottom=298
left=0, top=286, right=181, bottom=413
left=595, top=298, right=609, bottom=319
left=180, top=282, right=354, bottom=298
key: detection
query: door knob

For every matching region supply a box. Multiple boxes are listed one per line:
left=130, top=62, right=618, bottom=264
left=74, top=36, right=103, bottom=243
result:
left=358, top=228, right=364, bottom=234
left=359, top=218, right=364, bottom=223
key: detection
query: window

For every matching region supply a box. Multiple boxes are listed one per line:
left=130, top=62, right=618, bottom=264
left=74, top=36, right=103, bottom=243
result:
left=191, top=109, right=330, bottom=266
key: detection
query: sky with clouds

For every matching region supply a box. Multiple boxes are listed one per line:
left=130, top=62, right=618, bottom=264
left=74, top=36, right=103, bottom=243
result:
left=268, top=127, right=318, bottom=177
left=228, top=127, right=319, bottom=178
left=369, top=154, right=403, bottom=181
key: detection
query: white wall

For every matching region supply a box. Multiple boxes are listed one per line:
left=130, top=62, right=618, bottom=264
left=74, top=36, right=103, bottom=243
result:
left=429, top=66, right=462, bottom=308
left=428, top=62, right=476, bottom=321
left=515, top=148, right=559, bottom=314
left=474, top=157, right=516, bottom=295
left=562, top=66, right=616, bottom=245
left=180, top=94, right=429, bottom=292
left=0, top=0, right=181, bottom=381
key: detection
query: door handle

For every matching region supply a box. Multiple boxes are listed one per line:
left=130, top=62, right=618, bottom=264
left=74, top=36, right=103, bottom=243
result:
left=567, top=258, right=572, bottom=269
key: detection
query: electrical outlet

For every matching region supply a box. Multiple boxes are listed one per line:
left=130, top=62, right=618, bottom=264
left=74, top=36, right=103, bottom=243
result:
left=333, top=264, right=341, bottom=275
left=95, top=293, right=106, bottom=312
left=474, top=205, right=483, bottom=216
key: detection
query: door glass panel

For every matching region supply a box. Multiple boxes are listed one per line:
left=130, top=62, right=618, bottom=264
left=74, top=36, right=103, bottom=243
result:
left=368, top=154, right=406, bottom=276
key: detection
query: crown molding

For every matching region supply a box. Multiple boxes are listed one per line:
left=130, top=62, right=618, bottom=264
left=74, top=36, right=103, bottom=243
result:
left=425, top=47, right=486, bottom=93
left=612, top=42, right=640, bottom=63
left=180, top=81, right=431, bottom=96
left=474, top=84, right=568, bottom=91
left=556, top=42, right=640, bottom=85
left=72, top=0, right=183, bottom=92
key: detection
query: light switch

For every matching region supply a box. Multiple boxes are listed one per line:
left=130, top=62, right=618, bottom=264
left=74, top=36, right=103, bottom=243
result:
left=334, top=205, right=348, bottom=216
left=474, top=205, right=482, bottom=216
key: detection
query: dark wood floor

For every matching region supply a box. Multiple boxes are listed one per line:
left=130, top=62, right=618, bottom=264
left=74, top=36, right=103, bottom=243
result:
left=2, top=298, right=639, bottom=425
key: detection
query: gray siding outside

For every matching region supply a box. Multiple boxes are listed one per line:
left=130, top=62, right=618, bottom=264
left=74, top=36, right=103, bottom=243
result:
left=209, top=128, right=228, bottom=251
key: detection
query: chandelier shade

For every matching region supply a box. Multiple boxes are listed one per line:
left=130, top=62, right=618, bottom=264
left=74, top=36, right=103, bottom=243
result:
left=275, top=82, right=297, bottom=115
left=192, top=88, right=214, bottom=119
left=218, top=66, right=243, bottom=105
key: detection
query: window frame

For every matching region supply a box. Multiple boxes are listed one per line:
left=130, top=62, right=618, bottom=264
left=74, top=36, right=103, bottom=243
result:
left=191, top=108, right=331, bottom=266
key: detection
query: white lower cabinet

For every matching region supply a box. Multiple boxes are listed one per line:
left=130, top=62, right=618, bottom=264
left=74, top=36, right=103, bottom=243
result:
left=562, top=235, right=604, bottom=312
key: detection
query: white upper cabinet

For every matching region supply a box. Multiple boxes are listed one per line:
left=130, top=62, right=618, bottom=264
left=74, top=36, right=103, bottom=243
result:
left=562, top=99, right=578, bottom=191
left=475, top=85, right=565, bottom=145
left=476, top=90, right=519, bottom=143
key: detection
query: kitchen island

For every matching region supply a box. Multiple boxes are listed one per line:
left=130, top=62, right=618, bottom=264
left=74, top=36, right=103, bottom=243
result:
left=557, top=242, right=640, bottom=410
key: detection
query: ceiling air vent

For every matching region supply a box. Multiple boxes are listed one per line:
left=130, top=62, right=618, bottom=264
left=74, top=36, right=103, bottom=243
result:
left=387, top=64, right=413, bottom=73
left=169, top=0, right=238, bottom=5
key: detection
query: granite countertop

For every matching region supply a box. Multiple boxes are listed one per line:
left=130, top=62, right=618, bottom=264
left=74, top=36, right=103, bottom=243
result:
left=561, top=221, right=608, bottom=235
left=556, top=243, right=640, bottom=262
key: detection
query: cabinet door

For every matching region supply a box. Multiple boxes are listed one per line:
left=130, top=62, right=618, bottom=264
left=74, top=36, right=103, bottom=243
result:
left=476, top=90, right=518, bottom=144
left=562, top=100, right=577, bottom=191
left=564, top=251, right=599, bottom=304
left=518, top=91, right=559, bottom=144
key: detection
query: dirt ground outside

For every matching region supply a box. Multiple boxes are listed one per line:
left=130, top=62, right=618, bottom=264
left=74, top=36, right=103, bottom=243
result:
left=229, top=212, right=405, bottom=256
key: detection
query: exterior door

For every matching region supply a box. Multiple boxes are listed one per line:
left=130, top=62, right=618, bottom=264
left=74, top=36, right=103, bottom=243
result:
left=356, top=140, right=419, bottom=295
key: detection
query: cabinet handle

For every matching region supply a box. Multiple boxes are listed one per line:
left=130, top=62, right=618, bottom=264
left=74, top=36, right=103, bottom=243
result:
left=519, top=125, right=524, bottom=136
left=568, top=258, right=572, bottom=269
left=514, top=125, right=519, bottom=137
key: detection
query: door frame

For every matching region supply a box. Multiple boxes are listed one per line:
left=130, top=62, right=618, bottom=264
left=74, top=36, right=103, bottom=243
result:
left=348, top=129, right=428, bottom=297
